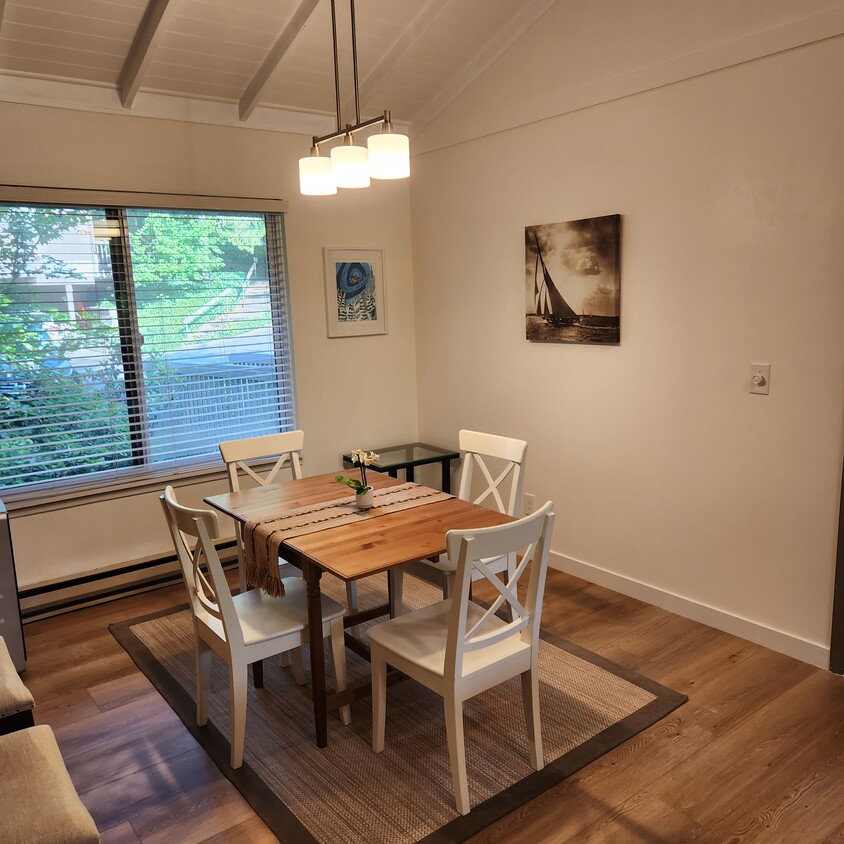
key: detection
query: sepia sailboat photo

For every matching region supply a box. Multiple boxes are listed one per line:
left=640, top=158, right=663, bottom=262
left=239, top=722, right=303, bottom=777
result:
left=525, top=215, right=621, bottom=345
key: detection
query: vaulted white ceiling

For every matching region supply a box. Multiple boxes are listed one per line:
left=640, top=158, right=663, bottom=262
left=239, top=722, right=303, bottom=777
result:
left=0, top=0, right=556, bottom=135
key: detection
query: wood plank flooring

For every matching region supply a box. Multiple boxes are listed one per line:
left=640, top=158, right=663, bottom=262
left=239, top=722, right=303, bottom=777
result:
left=20, top=569, right=844, bottom=843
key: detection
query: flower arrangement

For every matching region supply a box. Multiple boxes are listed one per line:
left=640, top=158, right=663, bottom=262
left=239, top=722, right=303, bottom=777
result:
left=336, top=449, right=380, bottom=494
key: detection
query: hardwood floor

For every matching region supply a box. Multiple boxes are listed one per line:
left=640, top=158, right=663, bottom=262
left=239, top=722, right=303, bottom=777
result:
left=21, top=569, right=844, bottom=843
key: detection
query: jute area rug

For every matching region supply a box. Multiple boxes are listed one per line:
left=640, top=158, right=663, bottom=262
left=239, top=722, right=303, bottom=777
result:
left=111, top=575, right=685, bottom=844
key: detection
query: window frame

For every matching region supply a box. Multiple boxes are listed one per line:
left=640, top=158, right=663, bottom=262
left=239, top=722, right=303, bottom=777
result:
left=0, top=197, right=297, bottom=506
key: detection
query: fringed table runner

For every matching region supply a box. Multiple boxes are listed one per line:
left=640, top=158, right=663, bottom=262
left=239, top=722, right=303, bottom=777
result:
left=243, top=482, right=453, bottom=597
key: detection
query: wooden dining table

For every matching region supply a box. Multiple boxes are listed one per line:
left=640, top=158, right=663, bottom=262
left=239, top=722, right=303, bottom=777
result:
left=204, top=469, right=514, bottom=748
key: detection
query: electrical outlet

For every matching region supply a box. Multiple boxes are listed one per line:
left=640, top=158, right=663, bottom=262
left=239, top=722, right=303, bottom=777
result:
left=524, top=493, right=536, bottom=514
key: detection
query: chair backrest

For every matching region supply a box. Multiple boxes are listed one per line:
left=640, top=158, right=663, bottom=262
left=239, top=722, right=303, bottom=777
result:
left=444, top=501, right=554, bottom=681
left=219, top=430, right=305, bottom=492
left=160, top=486, right=244, bottom=649
left=456, top=429, right=527, bottom=517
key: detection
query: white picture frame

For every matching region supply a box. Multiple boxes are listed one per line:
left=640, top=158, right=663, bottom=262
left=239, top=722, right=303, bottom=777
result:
left=323, top=247, right=387, bottom=337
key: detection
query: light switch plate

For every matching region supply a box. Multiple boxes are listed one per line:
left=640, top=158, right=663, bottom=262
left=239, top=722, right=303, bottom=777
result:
left=750, top=363, right=771, bottom=395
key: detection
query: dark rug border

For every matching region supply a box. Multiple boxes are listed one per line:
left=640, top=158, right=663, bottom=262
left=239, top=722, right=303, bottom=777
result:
left=110, top=606, right=686, bottom=844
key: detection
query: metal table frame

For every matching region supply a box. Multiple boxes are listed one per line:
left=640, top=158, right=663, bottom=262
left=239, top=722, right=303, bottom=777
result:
left=342, top=441, right=460, bottom=493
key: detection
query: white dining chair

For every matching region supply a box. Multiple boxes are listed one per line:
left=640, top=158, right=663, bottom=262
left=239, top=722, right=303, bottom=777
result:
left=160, top=485, right=351, bottom=770
left=219, top=431, right=360, bottom=617
left=370, top=501, right=555, bottom=816
left=392, top=430, right=527, bottom=613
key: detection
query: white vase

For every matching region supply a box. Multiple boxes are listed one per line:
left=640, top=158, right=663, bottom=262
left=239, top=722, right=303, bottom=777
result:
left=356, top=487, right=374, bottom=510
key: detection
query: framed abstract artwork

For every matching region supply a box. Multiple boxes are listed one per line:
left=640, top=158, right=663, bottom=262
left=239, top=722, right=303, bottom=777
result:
left=323, top=248, right=387, bottom=337
left=525, top=214, right=621, bottom=345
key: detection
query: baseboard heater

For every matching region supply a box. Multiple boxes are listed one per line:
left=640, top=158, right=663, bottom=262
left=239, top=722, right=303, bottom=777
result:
left=18, top=541, right=237, bottom=623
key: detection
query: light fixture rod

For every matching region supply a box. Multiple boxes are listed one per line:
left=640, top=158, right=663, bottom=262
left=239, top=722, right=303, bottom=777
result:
left=312, top=110, right=389, bottom=146
left=300, top=1, right=408, bottom=195
left=350, top=0, right=361, bottom=125
left=330, top=0, right=342, bottom=132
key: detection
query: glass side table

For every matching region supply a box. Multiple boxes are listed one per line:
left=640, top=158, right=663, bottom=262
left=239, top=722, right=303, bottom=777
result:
left=342, top=442, right=461, bottom=493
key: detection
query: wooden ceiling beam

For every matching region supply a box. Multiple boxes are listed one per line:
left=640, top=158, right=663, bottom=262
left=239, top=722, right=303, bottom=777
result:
left=239, top=0, right=321, bottom=122
left=118, top=0, right=176, bottom=109
left=340, top=0, right=452, bottom=122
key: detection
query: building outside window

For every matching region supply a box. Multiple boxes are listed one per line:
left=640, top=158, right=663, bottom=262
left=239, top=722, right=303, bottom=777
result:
left=0, top=204, right=296, bottom=494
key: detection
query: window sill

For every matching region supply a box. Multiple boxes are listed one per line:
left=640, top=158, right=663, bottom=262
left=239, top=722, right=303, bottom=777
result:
left=0, top=456, right=289, bottom=517
left=1, top=463, right=229, bottom=516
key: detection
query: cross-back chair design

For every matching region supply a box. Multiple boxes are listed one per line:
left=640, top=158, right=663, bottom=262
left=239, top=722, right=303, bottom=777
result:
left=392, top=430, right=528, bottom=612
left=219, top=431, right=360, bottom=617
left=370, top=501, right=555, bottom=816
left=219, top=431, right=304, bottom=589
left=160, top=485, right=351, bottom=770
left=220, top=430, right=304, bottom=491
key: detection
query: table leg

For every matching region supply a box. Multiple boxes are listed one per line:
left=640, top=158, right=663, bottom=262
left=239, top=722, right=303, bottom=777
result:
left=387, top=569, right=400, bottom=618
left=406, top=465, right=415, bottom=483
left=441, top=459, right=451, bottom=494
left=304, top=561, right=328, bottom=748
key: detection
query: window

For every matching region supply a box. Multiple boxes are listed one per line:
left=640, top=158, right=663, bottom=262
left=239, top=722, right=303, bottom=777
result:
left=0, top=204, right=295, bottom=494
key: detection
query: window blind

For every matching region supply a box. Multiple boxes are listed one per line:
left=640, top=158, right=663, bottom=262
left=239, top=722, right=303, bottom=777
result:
left=0, top=203, right=296, bottom=495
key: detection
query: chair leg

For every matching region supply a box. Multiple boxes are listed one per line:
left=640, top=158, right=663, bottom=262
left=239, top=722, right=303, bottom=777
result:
left=229, top=657, right=248, bottom=769
left=346, top=579, right=358, bottom=613
left=252, top=659, right=264, bottom=689
left=290, top=646, right=306, bottom=685
left=346, top=579, right=360, bottom=635
left=329, top=617, right=351, bottom=726
left=279, top=564, right=299, bottom=667
left=195, top=639, right=212, bottom=727
left=444, top=691, right=470, bottom=815
left=236, top=540, right=247, bottom=593
left=520, top=668, right=544, bottom=771
left=389, top=568, right=403, bottom=617
left=371, top=649, right=387, bottom=753
left=506, top=551, right=517, bottom=585
left=503, top=552, right=517, bottom=622
left=443, top=571, right=455, bottom=600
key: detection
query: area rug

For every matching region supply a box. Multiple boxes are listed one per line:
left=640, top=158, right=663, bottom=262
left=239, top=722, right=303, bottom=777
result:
left=111, top=575, right=685, bottom=844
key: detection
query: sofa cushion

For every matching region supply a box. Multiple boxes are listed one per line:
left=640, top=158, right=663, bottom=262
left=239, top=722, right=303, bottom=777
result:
left=0, top=636, right=34, bottom=717
left=0, top=725, right=99, bottom=843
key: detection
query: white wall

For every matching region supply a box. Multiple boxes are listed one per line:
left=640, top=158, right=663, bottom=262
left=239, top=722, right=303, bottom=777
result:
left=409, top=0, right=844, bottom=666
left=0, top=102, right=419, bottom=587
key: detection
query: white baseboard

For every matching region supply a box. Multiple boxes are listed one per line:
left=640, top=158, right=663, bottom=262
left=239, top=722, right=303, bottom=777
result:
left=550, top=551, right=830, bottom=669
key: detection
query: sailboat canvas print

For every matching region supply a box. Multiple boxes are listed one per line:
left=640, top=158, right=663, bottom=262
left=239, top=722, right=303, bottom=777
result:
left=525, top=214, right=621, bottom=345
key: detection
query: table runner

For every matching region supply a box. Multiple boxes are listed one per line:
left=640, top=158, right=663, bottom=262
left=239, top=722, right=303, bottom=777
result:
left=243, top=482, right=452, bottom=596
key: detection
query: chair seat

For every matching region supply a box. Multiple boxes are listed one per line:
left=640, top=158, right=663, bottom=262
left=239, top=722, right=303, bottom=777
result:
left=198, top=577, right=346, bottom=647
left=419, top=552, right=513, bottom=579
left=369, top=599, right=530, bottom=679
left=0, top=637, right=34, bottom=718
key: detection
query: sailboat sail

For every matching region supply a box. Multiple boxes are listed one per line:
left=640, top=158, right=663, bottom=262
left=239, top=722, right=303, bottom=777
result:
left=533, top=234, right=578, bottom=321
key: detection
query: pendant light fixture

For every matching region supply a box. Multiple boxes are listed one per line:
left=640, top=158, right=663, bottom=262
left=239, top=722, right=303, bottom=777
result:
left=298, top=0, right=410, bottom=196
left=299, top=143, right=337, bottom=195
left=331, top=132, right=370, bottom=188
left=367, top=112, right=410, bottom=180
